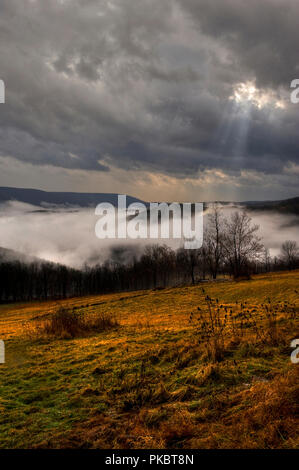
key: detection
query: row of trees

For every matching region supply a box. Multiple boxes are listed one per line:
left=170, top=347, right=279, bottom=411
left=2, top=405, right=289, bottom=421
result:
left=185, top=206, right=299, bottom=280
left=0, top=208, right=298, bottom=302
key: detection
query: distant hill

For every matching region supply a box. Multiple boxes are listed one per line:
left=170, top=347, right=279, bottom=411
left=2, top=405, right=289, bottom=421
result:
left=202, top=197, right=299, bottom=216
left=0, top=187, right=145, bottom=208
left=0, top=187, right=298, bottom=216
left=241, top=197, right=299, bottom=216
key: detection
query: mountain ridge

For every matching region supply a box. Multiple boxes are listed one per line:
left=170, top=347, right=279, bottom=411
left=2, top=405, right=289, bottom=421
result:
left=0, top=187, right=298, bottom=215
left=0, top=186, right=145, bottom=208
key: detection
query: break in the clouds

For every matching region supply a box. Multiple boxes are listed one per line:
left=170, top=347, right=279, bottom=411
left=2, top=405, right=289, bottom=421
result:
left=0, top=0, right=299, bottom=200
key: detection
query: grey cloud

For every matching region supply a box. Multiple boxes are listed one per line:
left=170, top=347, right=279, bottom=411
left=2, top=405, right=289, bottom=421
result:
left=179, top=0, right=299, bottom=88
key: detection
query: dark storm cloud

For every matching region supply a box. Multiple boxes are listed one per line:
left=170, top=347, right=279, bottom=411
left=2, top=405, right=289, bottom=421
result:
left=0, top=0, right=299, bottom=186
left=180, top=0, right=299, bottom=88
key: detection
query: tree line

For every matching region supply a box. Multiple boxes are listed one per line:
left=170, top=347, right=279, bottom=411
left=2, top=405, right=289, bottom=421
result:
left=0, top=207, right=298, bottom=302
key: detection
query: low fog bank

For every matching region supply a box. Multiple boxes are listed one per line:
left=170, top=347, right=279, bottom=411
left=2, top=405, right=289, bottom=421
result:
left=0, top=200, right=298, bottom=268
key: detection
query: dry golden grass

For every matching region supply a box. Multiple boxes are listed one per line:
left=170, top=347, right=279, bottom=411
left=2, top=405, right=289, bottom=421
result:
left=0, top=270, right=298, bottom=449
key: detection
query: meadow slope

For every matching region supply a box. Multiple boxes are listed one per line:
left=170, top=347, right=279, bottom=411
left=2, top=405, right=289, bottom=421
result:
left=0, top=271, right=298, bottom=449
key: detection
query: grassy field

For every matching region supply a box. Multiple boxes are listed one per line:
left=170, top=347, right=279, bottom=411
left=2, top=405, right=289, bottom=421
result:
left=0, top=270, right=298, bottom=449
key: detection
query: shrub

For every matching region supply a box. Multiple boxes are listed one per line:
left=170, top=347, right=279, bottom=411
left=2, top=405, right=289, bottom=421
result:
left=35, top=306, right=118, bottom=339
left=194, top=294, right=227, bottom=362
left=191, top=290, right=297, bottom=362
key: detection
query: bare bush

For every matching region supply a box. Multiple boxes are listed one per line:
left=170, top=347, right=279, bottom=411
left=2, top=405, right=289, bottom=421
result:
left=193, top=291, right=227, bottom=362
left=34, top=306, right=119, bottom=339
left=191, top=290, right=298, bottom=362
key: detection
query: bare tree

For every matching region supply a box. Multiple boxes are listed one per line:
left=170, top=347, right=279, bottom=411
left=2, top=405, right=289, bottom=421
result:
left=177, top=248, right=200, bottom=285
left=141, top=244, right=175, bottom=288
left=198, top=244, right=208, bottom=280
left=205, top=204, right=224, bottom=279
left=222, top=211, right=264, bottom=279
left=281, top=240, right=298, bottom=270
left=263, top=247, right=271, bottom=272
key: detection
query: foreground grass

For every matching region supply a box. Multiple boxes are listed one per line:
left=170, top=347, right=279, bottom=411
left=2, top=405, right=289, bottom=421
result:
left=0, top=270, right=298, bottom=449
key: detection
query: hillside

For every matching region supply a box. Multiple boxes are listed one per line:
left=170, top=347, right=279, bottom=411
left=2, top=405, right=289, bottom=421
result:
left=241, top=197, right=299, bottom=216
left=0, top=247, right=47, bottom=265
left=0, top=271, right=298, bottom=449
left=0, top=187, right=145, bottom=208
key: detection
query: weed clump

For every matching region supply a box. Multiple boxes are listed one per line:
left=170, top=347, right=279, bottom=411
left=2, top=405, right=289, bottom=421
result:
left=190, top=289, right=298, bottom=362
left=34, top=306, right=119, bottom=339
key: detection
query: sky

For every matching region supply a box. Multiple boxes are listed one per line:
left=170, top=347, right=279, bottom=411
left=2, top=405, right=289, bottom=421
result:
left=0, top=0, right=299, bottom=202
